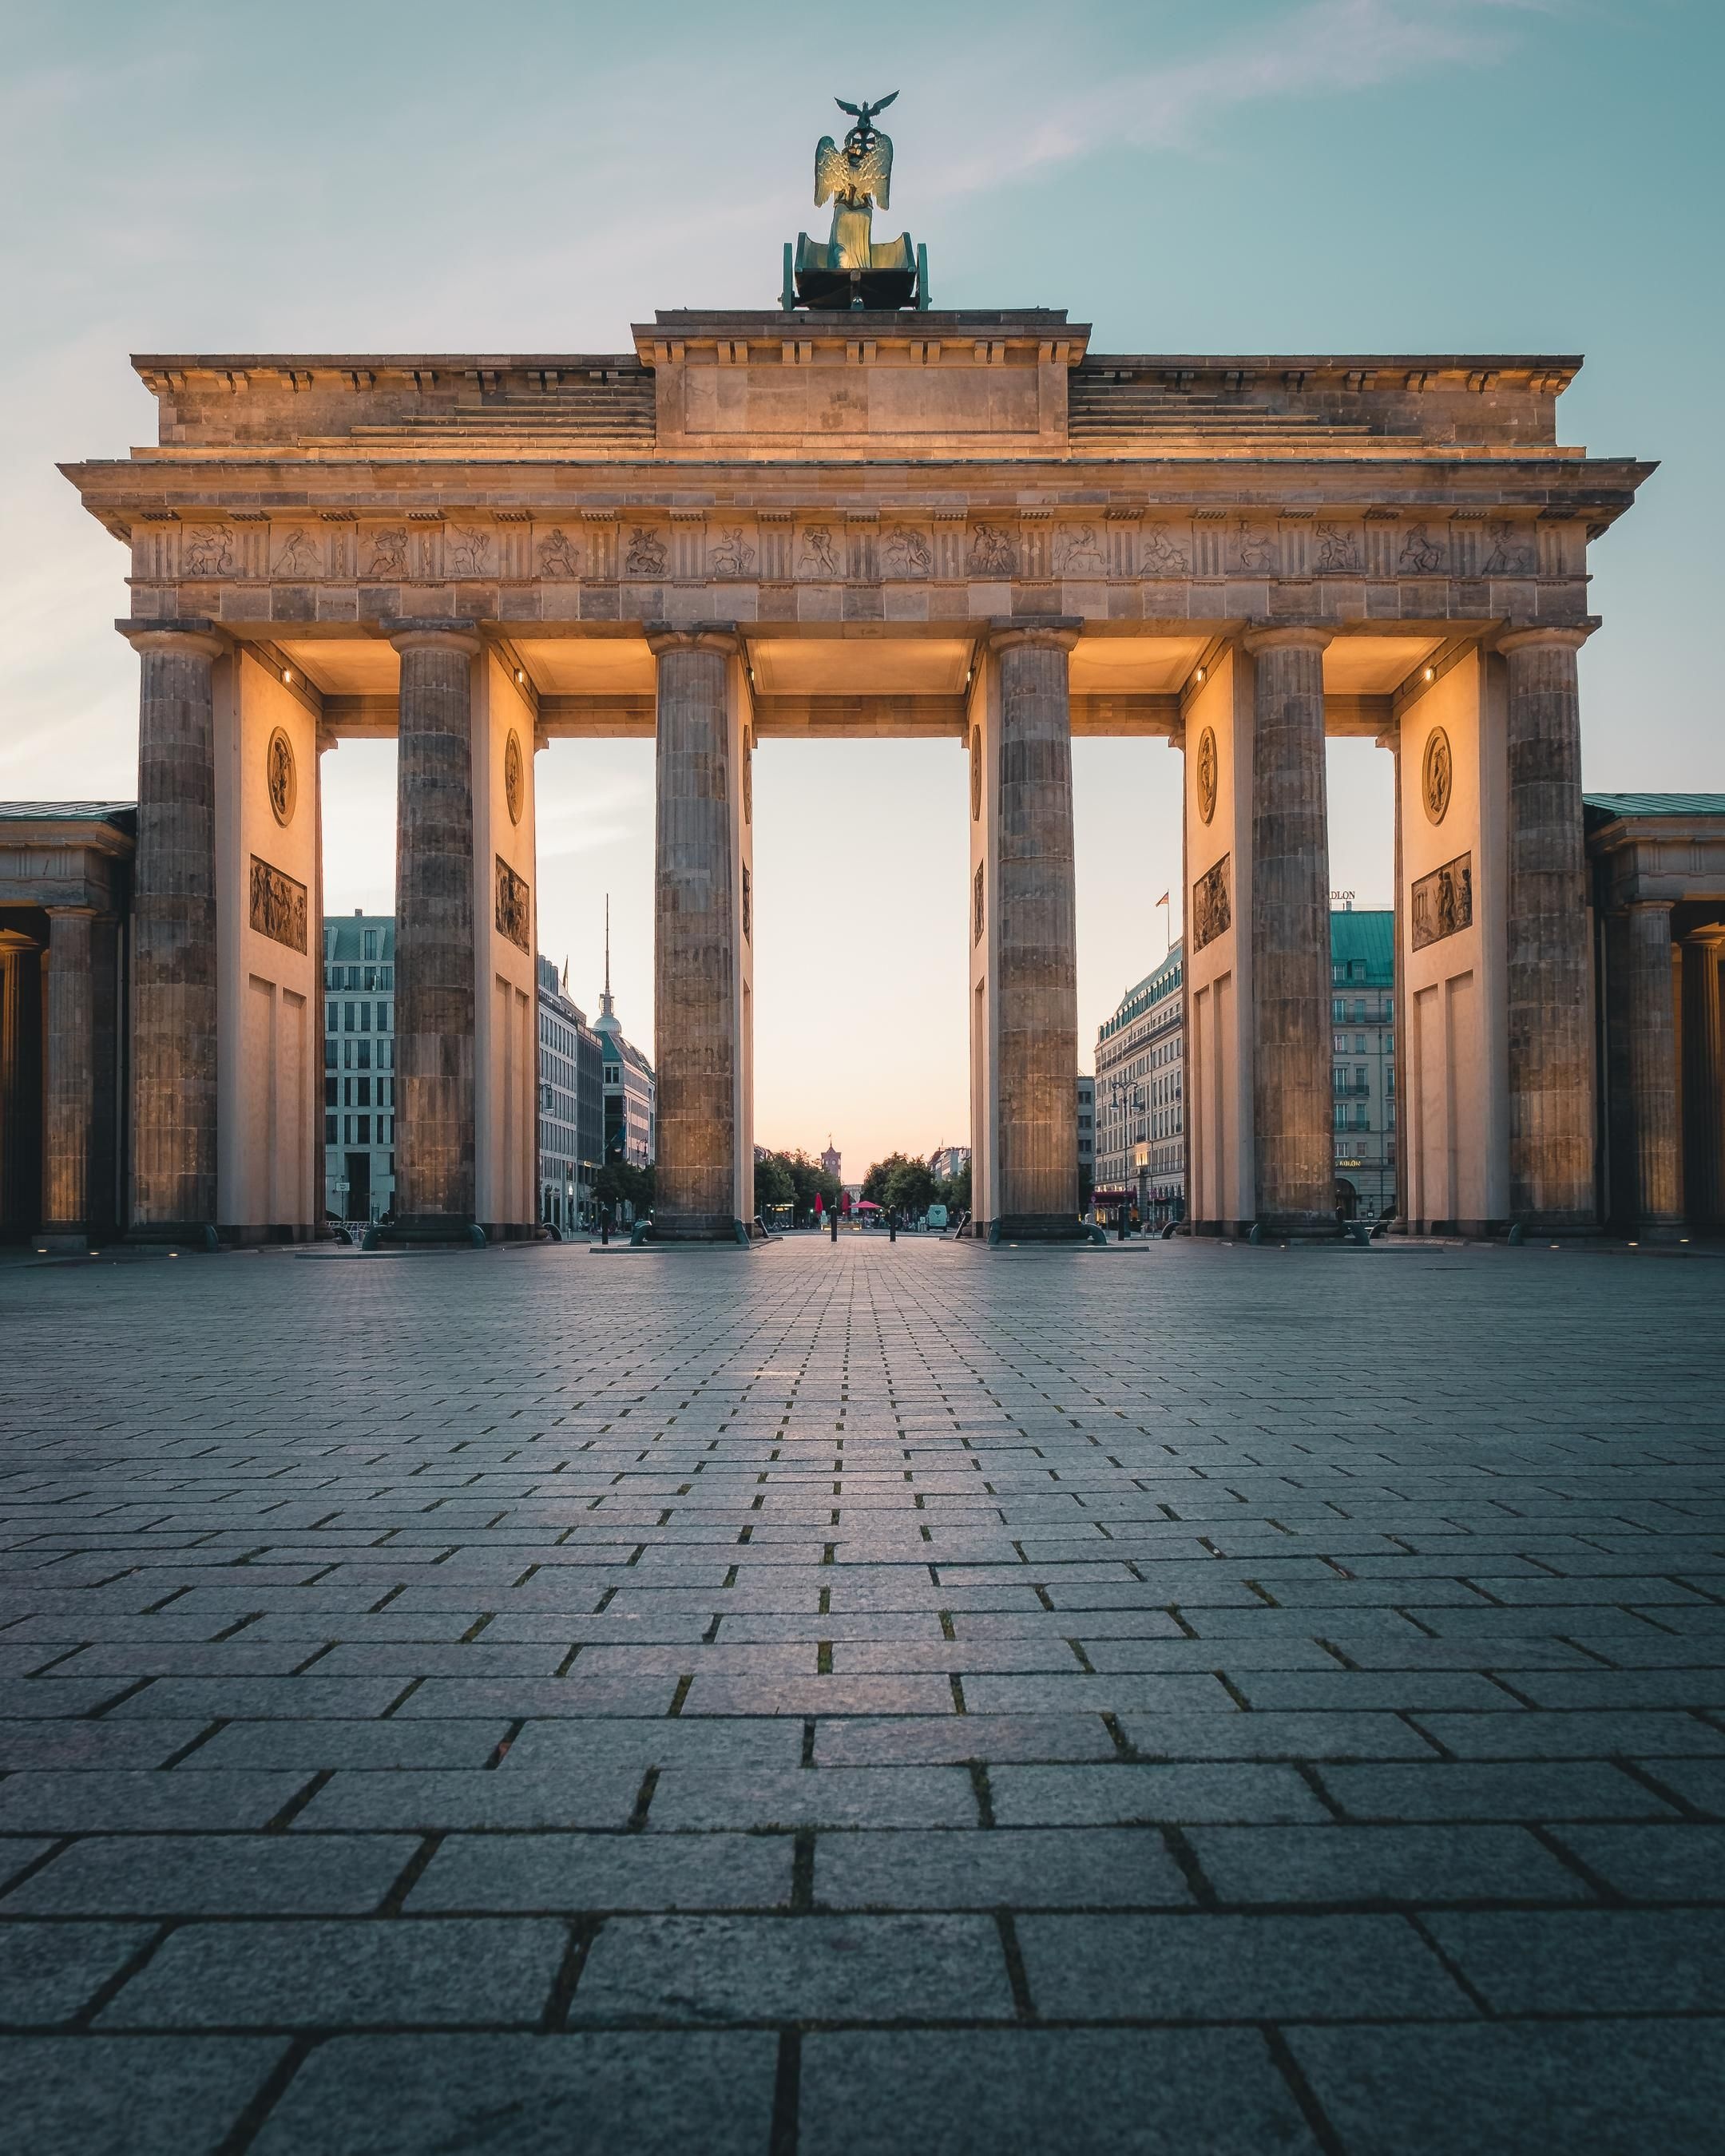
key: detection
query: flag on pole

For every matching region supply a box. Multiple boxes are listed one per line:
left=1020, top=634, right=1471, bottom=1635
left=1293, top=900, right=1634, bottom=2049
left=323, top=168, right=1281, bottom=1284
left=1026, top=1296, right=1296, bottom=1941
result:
left=1155, top=893, right=1169, bottom=909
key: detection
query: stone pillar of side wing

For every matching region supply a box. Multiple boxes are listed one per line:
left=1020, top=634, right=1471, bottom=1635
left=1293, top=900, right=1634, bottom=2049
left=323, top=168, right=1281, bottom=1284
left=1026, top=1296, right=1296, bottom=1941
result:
left=650, top=625, right=742, bottom=1240
left=1243, top=625, right=1334, bottom=1233
left=989, top=620, right=1085, bottom=1239
left=390, top=622, right=482, bottom=1236
left=1622, top=901, right=1683, bottom=1235
left=1500, top=624, right=1598, bottom=1231
left=38, top=906, right=97, bottom=1252
left=117, top=619, right=224, bottom=1240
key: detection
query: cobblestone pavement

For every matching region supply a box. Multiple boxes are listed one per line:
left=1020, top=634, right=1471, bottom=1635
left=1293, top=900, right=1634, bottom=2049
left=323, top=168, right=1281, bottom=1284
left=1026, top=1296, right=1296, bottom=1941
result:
left=2, top=1232, right=1723, bottom=2152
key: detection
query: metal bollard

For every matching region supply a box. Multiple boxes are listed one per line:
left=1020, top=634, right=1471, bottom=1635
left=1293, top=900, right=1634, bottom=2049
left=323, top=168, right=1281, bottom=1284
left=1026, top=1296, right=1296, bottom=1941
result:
left=831, top=1212, right=839, bottom=1243
left=601, top=1217, right=609, bottom=1246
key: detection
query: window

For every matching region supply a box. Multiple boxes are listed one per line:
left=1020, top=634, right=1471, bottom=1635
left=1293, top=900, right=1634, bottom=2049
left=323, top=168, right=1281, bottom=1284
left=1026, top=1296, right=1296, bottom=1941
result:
left=324, top=1114, right=337, bottom=1143
left=357, top=1040, right=371, bottom=1071
left=377, top=1002, right=391, bottom=1032
left=1334, top=1104, right=1346, bottom=1130
left=1354, top=1104, right=1368, bottom=1132
left=326, top=1001, right=338, bottom=1033
left=323, top=1037, right=336, bottom=1071
left=1355, top=1067, right=1366, bottom=1091
left=363, top=929, right=378, bottom=962
left=1332, top=999, right=1345, bottom=1022
left=357, top=1116, right=371, bottom=1143
left=343, top=1116, right=353, bottom=1143
left=324, top=1077, right=337, bottom=1108
left=1354, top=1033, right=1366, bottom=1054
left=380, top=966, right=393, bottom=989
left=343, top=1001, right=355, bottom=1032
left=359, top=1002, right=371, bottom=1032
left=1353, top=998, right=1366, bottom=1021
left=358, top=1078, right=371, bottom=1108
left=343, top=1039, right=354, bottom=1071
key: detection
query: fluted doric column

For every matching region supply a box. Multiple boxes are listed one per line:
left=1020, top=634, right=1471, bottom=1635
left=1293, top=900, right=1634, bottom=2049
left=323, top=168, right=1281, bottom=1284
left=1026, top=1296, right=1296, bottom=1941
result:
left=1501, top=624, right=1596, bottom=1229
left=1621, top=901, right=1683, bottom=1232
left=118, top=618, right=224, bottom=1237
left=989, top=620, right=1082, bottom=1236
left=1243, top=624, right=1334, bottom=1231
left=650, top=624, right=740, bottom=1239
left=1681, top=931, right=1725, bottom=1227
left=39, top=906, right=97, bottom=1249
left=391, top=621, right=482, bottom=1232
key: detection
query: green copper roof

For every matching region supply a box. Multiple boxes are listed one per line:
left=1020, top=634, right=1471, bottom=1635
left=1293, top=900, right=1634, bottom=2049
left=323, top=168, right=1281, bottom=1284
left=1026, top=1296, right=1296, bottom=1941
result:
left=1330, top=908, right=1394, bottom=985
left=1584, top=793, right=1725, bottom=823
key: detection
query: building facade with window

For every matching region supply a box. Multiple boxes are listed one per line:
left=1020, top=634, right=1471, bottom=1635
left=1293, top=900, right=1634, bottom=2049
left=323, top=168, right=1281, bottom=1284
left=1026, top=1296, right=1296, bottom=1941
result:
left=322, top=910, right=395, bottom=1223
left=1094, top=943, right=1185, bottom=1223
left=1329, top=907, right=1396, bottom=1219
left=537, top=956, right=603, bottom=1231
left=1077, top=1076, right=1095, bottom=1196
left=594, top=985, right=655, bottom=1167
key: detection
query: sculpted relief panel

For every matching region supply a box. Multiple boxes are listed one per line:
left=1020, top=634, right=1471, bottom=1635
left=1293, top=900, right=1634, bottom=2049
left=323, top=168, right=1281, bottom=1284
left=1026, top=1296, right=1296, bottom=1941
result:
left=142, top=503, right=1582, bottom=633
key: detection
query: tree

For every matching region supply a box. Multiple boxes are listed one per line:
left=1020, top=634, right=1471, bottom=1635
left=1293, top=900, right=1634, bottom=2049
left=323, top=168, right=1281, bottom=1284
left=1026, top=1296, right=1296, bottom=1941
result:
left=754, top=1149, right=839, bottom=1226
left=937, top=1157, right=972, bottom=1213
left=754, top=1152, right=795, bottom=1213
left=593, top=1160, right=655, bottom=1221
left=884, top=1157, right=936, bottom=1219
left=861, top=1152, right=918, bottom=1207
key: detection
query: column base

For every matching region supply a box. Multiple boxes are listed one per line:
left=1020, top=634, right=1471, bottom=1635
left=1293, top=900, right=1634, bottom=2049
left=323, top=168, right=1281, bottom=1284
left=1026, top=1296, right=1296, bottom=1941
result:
left=34, top=1226, right=93, bottom=1255
left=649, top=1215, right=757, bottom=1246
left=983, top=1215, right=1096, bottom=1244
left=377, top=1215, right=489, bottom=1249
left=125, top=1222, right=220, bottom=1251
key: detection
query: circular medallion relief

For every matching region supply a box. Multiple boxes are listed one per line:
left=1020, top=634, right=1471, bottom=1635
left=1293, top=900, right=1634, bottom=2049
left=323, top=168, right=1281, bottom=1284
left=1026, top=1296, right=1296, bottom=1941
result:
left=504, top=730, right=525, bottom=826
left=1196, top=726, right=1219, bottom=826
left=266, top=727, right=296, bottom=827
left=1422, top=726, right=1453, bottom=825
left=970, top=727, right=982, bottom=822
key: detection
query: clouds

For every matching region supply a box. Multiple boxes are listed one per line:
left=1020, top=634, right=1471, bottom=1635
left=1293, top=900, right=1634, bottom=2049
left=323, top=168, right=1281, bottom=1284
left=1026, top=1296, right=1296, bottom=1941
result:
left=923, top=0, right=1523, bottom=196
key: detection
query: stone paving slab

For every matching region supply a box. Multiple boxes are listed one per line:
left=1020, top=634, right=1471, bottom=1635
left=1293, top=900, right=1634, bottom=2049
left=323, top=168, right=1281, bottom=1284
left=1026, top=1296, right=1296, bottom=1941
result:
left=2, top=1233, right=1723, bottom=2148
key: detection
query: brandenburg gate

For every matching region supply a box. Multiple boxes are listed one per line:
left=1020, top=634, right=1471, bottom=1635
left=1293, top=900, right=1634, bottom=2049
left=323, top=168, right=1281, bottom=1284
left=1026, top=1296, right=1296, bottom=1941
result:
left=59, top=105, right=1650, bottom=1245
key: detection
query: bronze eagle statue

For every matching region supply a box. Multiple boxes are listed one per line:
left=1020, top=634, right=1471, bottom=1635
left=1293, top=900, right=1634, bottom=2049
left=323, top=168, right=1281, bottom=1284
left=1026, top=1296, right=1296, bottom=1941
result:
left=815, top=90, right=897, bottom=216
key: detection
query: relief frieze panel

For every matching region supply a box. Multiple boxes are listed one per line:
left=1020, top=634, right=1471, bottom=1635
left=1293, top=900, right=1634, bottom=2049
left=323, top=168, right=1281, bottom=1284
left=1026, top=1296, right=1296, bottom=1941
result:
left=1192, top=855, right=1232, bottom=953
left=1410, top=852, right=1473, bottom=949
left=494, top=856, right=531, bottom=953
left=249, top=856, right=307, bottom=953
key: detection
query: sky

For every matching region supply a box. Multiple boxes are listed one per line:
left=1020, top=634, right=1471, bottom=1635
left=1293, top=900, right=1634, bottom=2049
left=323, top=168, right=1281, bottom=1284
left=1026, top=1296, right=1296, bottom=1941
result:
left=2, top=0, right=1717, bottom=1173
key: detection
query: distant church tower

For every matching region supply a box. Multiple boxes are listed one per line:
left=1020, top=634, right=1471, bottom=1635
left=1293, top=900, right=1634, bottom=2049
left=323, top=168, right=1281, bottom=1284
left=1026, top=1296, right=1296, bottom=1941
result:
left=820, top=1135, right=841, bottom=1181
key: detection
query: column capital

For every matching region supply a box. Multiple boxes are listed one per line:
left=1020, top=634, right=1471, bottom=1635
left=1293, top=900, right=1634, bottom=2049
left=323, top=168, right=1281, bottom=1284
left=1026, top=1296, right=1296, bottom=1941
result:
left=644, top=621, right=742, bottom=658
left=984, top=616, right=1082, bottom=656
left=43, top=904, right=100, bottom=921
left=1240, top=623, right=1330, bottom=656
left=1497, top=620, right=1598, bottom=657
left=386, top=619, right=482, bottom=658
left=1624, top=898, right=1675, bottom=917
left=115, top=617, right=225, bottom=660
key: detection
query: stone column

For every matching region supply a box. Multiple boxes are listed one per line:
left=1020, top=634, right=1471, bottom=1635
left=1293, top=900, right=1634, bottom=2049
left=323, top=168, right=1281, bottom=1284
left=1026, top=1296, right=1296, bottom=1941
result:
left=1681, top=931, right=1725, bottom=1227
left=650, top=624, right=740, bottom=1240
left=38, top=906, right=97, bottom=1250
left=391, top=622, right=481, bottom=1234
left=989, top=620, right=1082, bottom=1238
left=1500, top=624, right=1596, bottom=1229
left=119, top=619, right=224, bottom=1238
left=1243, top=625, right=1333, bottom=1231
left=1620, top=902, right=1682, bottom=1232
left=0, top=932, right=43, bottom=1235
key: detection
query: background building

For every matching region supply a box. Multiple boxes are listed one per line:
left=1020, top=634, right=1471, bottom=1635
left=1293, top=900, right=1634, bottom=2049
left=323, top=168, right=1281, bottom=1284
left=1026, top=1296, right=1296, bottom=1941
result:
left=1329, top=906, right=1396, bottom=1220
left=1094, top=942, right=1184, bottom=1224
left=537, top=956, right=602, bottom=1231
left=821, top=1137, right=842, bottom=1183
left=594, top=976, right=655, bottom=1166
left=1077, top=1076, right=1095, bottom=1198
left=323, top=910, right=395, bottom=1223
left=928, top=1144, right=969, bottom=1183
